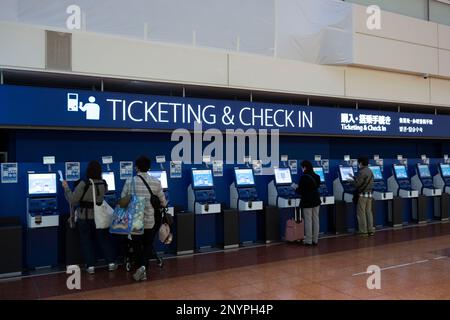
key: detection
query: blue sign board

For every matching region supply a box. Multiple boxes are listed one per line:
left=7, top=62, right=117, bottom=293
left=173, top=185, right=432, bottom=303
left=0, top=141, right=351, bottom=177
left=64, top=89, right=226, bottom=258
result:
left=0, top=85, right=449, bottom=138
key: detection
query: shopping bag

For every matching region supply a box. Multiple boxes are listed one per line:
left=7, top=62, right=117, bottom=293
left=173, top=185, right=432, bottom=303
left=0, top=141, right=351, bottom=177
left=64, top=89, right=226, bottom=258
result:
left=110, top=206, right=132, bottom=235
left=90, top=179, right=114, bottom=229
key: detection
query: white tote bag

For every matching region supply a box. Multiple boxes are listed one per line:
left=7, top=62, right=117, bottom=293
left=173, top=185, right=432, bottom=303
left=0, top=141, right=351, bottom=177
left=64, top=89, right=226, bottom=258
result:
left=90, top=179, right=114, bottom=229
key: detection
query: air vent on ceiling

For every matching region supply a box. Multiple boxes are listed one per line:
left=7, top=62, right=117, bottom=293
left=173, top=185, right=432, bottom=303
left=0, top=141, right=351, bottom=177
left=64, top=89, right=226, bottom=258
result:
left=46, top=30, right=72, bottom=71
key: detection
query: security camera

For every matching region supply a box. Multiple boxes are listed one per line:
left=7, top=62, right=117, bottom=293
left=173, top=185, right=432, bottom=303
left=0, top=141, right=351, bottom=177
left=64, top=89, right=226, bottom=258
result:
left=422, top=73, right=429, bottom=79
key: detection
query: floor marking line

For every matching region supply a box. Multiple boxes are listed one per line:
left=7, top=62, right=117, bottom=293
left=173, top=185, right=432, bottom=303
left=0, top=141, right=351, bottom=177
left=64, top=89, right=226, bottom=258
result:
left=352, top=256, right=447, bottom=277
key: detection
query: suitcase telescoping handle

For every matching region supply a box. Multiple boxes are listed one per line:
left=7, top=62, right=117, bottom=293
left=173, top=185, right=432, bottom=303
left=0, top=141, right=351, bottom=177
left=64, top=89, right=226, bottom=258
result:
left=295, top=206, right=302, bottom=223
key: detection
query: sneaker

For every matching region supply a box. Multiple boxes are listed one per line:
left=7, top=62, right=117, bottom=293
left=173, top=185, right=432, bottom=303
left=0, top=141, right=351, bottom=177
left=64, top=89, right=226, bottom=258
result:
left=108, top=263, right=118, bottom=271
left=356, top=232, right=368, bottom=237
left=87, top=266, right=95, bottom=275
left=368, top=232, right=375, bottom=237
left=133, top=266, right=147, bottom=282
left=156, top=257, right=164, bottom=268
left=312, top=242, right=318, bottom=246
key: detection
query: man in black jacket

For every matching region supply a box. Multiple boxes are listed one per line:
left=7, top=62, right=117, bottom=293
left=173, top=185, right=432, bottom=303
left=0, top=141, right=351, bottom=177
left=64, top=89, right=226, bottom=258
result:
left=296, top=160, right=322, bottom=246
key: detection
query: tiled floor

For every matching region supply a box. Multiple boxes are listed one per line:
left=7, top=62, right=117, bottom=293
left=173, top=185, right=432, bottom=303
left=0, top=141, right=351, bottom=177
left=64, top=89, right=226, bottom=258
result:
left=3, top=222, right=450, bottom=300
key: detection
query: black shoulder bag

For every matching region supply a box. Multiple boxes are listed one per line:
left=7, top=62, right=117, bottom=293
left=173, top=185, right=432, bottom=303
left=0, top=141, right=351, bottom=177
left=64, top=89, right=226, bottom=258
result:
left=137, top=175, right=173, bottom=226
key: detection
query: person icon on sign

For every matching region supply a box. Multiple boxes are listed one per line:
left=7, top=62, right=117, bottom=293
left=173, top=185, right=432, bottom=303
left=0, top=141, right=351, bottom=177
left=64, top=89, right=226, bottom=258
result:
left=79, top=96, right=100, bottom=120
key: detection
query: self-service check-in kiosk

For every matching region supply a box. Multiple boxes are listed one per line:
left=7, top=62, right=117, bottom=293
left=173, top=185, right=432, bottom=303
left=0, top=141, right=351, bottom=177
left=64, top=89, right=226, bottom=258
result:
left=230, top=168, right=263, bottom=246
left=412, top=163, right=442, bottom=222
left=369, top=165, right=400, bottom=227
left=188, top=168, right=221, bottom=250
left=268, top=167, right=300, bottom=241
left=434, top=163, right=450, bottom=194
left=332, top=165, right=355, bottom=233
left=313, top=166, right=335, bottom=236
left=388, top=164, right=422, bottom=224
left=434, top=163, right=450, bottom=221
left=26, top=172, right=59, bottom=268
left=102, top=171, right=117, bottom=208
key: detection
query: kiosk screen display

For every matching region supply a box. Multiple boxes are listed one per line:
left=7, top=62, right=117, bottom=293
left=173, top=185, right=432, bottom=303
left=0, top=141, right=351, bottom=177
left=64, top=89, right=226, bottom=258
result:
left=418, top=165, right=431, bottom=178
left=28, top=173, right=57, bottom=195
left=440, top=164, right=450, bottom=177
left=369, top=166, right=383, bottom=180
left=274, top=168, right=292, bottom=185
left=235, top=169, right=255, bottom=187
left=313, top=167, right=325, bottom=183
left=148, top=171, right=168, bottom=189
left=394, top=165, right=408, bottom=179
left=102, top=172, right=116, bottom=192
left=192, top=169, right=214, bottom=188
left=339, top=167, right=354, bottom=181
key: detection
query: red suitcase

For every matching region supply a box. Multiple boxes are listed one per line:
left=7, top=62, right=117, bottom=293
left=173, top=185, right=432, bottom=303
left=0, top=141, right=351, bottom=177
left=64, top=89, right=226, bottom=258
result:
left=285, top=207, right=304, bottom=242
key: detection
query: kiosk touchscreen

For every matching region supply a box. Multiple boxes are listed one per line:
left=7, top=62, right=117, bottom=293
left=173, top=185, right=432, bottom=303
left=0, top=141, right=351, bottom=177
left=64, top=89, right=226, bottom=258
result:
left=268, top=167, right=299, bottom=208
left=149, top=170, right=168, bottom=189
left=333, top=166, right=355, bottom=203
left=188, top=169, right=220, bottom=214
left=274, top=168, right=292, bottom=185
left=435, top=164, right=450, bottom=193
left=28, top=173, right=57, bottom=196
left=313, top=167, right=334, bottom=205
left=313, top=167, right=325, bottom=183
left=230, top=168, right=262, bottom=211
left=235, top=169, right=255, bottom=187
left=412, top=164, right=441, bottom=196
left=102, top=172, right=116, bottom=192
left=368, top=166, right=393, bottom=200
left=388, top=165, right=418, bottom=198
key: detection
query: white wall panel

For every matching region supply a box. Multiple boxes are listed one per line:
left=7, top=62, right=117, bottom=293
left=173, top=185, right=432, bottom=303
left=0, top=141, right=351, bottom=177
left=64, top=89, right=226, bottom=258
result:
left=72, top=33, right=228, bottom=86
left=439, top=49, right=450, bottom=77
left=345, top=67, right=430, bottom=104
left=228, top=54, right=345, bottom=96
left=431, top=78, right=450, bottom=106
left=0, top=22, right=45, bottom=69
left=438, top=24, right=450, bottom=50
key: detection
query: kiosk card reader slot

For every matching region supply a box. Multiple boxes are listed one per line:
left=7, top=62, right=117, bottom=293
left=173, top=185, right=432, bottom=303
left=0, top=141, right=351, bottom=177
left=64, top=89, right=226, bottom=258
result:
left=434, top=164, right=450, bottom=194
left=313, top=166, right=334, bottom=205
left=268, top=167, right=300, bottom=208
left=148, top=170, right=174, bottom=216
left=333, top=166, right=356, bottom=203
left=388, top=165, right=419, bottom=198
left=188, top=169, right=221, bottom=214
left=230, top=168, right=263, bottom=211
left=369, top=165, right=393, bottom=201
left=412, top=164, right=442, bottom=196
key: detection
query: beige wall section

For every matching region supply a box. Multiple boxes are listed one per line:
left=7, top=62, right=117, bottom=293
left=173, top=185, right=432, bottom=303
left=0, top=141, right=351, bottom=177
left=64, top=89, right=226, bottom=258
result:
left=439, top=49, right=450, bottom=77
left=72, top=33, right=228, bottom=86
left=228, top=54, right=345, bottom=97
left=353, top=4, right=438, bottom=47
left=438, top=24, right=450, bottom=50
left=354, top=33, right=439, bottom=75
left=431, top=78, right=450, bottom=106
left=345, top=67, right=430, bottom=104
left=0, top=22, right=45, bottom=69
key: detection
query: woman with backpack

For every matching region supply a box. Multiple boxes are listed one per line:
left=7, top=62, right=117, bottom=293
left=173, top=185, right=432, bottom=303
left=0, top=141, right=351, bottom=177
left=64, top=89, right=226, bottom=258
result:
left=62, top=160, right=117, bottom=274
left=120, top=155, right=167, bottom=282
left=295, top=160, right=322, bottom=247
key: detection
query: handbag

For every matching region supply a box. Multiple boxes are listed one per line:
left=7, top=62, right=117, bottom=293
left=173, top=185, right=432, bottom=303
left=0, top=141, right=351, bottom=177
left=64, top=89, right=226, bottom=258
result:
left=158, top=223, right=173, bottom=244
left=90, top=179, right=114, bottom=229
left=109, top=177, right=145, bottom=235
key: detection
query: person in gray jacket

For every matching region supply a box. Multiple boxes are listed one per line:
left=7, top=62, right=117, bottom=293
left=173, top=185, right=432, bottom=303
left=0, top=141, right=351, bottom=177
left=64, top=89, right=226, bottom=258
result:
left=62, top=160, right=117, bottom=274
left=350, top=156, right=375, bottom=237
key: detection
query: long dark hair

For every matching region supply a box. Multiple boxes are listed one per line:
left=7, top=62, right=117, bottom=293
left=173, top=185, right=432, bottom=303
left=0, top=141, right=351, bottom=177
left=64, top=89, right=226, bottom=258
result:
left=86, top=160, right=102, bottom=180
left=301, top=160, right=314, bottom=175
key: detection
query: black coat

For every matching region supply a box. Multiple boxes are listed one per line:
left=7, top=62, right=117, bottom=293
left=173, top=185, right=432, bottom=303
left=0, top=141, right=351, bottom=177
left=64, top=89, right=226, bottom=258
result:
left=296, top=172, right=321, bottom=208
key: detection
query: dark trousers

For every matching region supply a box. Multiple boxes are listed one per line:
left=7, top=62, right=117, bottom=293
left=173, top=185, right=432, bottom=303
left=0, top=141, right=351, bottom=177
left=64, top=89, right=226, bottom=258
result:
left=77, top=219, right=116, bottom=267
left=131, top=226, right=159, bottom=269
